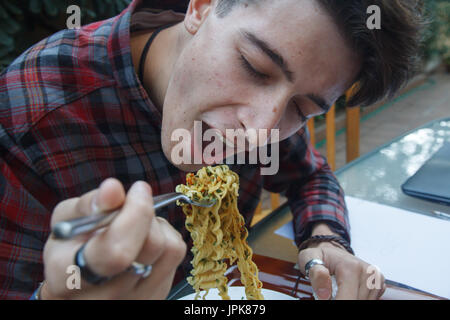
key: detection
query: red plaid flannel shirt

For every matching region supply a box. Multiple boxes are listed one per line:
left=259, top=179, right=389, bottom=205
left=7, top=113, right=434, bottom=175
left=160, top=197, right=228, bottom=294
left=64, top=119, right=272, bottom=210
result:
left=0, top=0, right=350, bottom=299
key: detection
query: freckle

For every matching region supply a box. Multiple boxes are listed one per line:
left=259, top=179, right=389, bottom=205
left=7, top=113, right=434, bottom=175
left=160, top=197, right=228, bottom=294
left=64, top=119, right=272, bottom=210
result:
left=192, top=58, right=196, bottom=61
left=273, top=107, right=277, bottom=113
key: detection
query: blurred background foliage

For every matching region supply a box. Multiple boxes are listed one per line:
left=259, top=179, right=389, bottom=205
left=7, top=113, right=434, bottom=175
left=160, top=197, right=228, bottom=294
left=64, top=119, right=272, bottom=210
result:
left=0, top=0, right=133, bottom=71
left=422, top=0, right=450, bottom=65
left=0, top=0, right=448, bottom=112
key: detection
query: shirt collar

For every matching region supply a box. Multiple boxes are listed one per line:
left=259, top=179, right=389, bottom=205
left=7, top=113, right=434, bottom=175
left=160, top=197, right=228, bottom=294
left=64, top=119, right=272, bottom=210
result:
left=107, top=0, right=178, bottom=130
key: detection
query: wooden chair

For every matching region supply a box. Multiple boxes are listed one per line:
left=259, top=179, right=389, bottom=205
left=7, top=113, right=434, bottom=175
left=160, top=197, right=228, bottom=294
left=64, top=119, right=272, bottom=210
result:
left=251, top=85, right=361, bottom=225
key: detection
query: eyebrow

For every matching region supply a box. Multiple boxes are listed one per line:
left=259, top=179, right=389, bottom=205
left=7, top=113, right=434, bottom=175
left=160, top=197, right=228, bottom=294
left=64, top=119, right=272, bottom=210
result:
left=239, top=29, right=331, bottom=113
left=240, top=29, right=295, bottom=83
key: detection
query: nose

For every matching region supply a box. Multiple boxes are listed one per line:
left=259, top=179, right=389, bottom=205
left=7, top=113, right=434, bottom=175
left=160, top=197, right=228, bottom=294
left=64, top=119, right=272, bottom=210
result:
left=238, top=90, right=290, bottom=148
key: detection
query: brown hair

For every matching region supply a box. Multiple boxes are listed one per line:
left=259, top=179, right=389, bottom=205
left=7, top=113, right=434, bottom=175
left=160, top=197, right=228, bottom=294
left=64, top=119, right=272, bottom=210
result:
left=215, top=0, right=425, bottom=107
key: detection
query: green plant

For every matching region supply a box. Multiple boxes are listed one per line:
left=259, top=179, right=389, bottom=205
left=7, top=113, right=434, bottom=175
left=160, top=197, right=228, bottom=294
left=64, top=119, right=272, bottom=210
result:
left=0, top=0, right=132, bottom=72
left=435, top=2, right=450, bottom=65
left=422, top=0, right=450, bottom=63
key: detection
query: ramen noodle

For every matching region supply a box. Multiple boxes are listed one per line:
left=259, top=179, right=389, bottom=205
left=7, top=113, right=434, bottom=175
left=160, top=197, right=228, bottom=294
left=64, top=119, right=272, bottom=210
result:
left=176, top=165, right=264, bottom=300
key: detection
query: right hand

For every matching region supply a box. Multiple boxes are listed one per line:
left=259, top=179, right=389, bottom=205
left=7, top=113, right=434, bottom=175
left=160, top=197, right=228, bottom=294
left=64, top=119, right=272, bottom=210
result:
left=41, top=178, right=187, bottom=299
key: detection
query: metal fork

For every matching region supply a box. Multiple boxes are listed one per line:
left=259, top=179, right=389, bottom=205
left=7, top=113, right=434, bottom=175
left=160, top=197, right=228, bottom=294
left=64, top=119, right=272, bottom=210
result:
left=52, top=192, right=216, bottom=240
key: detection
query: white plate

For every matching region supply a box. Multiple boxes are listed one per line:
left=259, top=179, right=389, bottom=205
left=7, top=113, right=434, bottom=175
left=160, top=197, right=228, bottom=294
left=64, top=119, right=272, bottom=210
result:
left=178, top=286, right=297, bottom=300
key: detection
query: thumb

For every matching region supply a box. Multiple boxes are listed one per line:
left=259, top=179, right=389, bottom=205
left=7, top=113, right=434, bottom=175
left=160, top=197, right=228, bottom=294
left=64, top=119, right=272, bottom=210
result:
left=299, top=248, right=332, bottom=300
left=50, top=178, right=126, bottom=227
left=309, top=264, right=332, bottom=300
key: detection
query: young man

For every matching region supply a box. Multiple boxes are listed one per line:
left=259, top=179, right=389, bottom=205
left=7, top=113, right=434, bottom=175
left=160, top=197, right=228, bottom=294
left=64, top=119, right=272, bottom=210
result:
left=0, top=0, right=422, bottom=299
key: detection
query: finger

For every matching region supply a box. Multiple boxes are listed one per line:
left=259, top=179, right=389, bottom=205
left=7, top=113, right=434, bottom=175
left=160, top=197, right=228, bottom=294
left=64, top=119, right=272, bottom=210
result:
left=43, top=237, right=140, bottom=299
left=61, top=244, right=149, bottom=299
left=133, top=217, right=187, bottom=299
left=310, top=265, right=333, bottom=300
left=366, top=286, right=383, bottom=300
left=377, top=283, right=387, bottom=300
left=84, top=181, right=155, bottom=277
left=134, top=217, right=173, bottom=266
left=334, top=261, right=361, bottom=300
left=44, top=179, right=126, bottom=296
left=361, top=266, right=384, bottom=300
left=50, top=178, right=125, bottom=226
left=358, top=271, right=371, bottom=300
left=298, top=248, right=332, bottom=300
left=367, top=272, right=385, bottom=300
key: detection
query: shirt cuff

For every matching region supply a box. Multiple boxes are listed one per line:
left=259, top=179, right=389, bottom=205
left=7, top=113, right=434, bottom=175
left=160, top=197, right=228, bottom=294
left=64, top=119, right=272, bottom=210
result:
left=29, top=288, right=39, bottom=300
left=29, top=282, right=43, bottom=300
left=292, top=204, right=351, bottom=248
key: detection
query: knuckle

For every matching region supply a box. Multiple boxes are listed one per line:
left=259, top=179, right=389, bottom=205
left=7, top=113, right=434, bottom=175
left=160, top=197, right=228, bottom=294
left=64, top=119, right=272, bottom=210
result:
left=349, top=259, right=363, bottom=273
left=310, top=265, right=328, bottom=279
left=298, top=248, right=317, bottom=264
left=52, top=200, right=66, bottom=216
left=154, top=217, right=186, bottom=264
left=299, top=247, right=316, bottom=258
left=147, top=231, right=167, bottom=258
left=164, top=235, right=187, bottom=264
left=336, top=259, right=360, bottom=278
left=131, top=198, right=154, bottom=220
left=175, top=239, right=187, bottom=261
left=107, top=245, right=134, bottom=272
left=51, top=198, right=77, bottom=225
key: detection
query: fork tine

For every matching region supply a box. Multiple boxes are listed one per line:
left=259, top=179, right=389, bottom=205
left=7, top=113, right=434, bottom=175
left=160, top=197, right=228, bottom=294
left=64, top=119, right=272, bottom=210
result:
left=189, top=197, right=217, bottom=207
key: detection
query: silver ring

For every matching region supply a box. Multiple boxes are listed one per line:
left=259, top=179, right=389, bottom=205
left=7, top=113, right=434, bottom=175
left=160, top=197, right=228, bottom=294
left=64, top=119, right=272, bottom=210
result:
left=75, top=242, right=112, bottom=285
left=304, top=258, right=325, bottom=280
left=127, top=262, right=152, bottom=278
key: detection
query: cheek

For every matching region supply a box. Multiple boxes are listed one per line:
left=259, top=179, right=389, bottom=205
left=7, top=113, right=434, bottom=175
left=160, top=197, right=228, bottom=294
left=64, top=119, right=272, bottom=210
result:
left=277, top=110, right=305, bottom=141
left=171, top=57, right=233, bottom=109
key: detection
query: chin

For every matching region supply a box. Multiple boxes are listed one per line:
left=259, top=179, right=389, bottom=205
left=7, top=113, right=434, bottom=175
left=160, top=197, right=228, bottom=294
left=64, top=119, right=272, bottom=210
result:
left=172, top=163, right=203, bottom=172
left=169, top=159, right=228, bottom=173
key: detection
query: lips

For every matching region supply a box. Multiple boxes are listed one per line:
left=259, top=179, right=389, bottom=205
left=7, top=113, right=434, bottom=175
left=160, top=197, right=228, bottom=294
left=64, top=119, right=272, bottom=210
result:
left=189, top=119, right=259, bottom=165
left=201, top=122, right=227, bottom=164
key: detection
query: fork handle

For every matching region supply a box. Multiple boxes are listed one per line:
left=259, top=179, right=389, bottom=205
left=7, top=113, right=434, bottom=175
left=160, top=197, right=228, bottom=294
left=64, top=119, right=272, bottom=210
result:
left=52, top=192, right=185, bottom=239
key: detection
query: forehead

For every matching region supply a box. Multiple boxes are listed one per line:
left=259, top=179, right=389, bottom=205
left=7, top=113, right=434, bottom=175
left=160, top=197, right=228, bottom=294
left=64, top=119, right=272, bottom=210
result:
left=211, top=0, right=361, bottom=99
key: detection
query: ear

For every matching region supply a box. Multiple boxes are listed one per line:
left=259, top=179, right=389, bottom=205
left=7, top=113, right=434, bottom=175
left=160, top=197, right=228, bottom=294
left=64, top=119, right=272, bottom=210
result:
left=184, top=0, right=214, bottom=35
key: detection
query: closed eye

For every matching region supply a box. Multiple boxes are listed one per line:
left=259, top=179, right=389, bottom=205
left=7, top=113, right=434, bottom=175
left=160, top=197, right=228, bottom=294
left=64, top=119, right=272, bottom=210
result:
left=239, top=54, right=270, bottom=81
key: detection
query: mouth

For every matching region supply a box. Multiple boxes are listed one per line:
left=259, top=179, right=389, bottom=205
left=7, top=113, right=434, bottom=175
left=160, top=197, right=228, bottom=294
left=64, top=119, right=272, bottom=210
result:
left=207, top=126, right=236, bottom=150
left=201, top=122, right=228, bottom=164
left=192, top=121, right=250, bottom=165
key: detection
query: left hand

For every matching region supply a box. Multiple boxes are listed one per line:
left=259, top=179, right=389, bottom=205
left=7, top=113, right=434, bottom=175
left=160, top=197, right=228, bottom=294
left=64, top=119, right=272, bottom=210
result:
left=298, top=241, right=386, bottom=300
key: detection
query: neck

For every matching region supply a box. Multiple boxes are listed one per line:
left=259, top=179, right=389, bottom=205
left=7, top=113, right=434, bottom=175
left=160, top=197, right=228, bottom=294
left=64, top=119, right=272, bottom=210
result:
left=130, top=23, right=186, bottom=112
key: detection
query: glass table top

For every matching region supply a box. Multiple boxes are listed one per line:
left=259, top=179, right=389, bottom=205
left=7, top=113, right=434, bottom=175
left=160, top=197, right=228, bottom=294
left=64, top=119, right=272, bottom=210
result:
left=336, top=117, right=450, bottom=218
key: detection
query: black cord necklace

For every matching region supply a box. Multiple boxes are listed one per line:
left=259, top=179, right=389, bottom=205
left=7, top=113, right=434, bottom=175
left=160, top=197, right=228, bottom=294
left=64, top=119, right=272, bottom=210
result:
left=138, top=23, right=176, bottom=85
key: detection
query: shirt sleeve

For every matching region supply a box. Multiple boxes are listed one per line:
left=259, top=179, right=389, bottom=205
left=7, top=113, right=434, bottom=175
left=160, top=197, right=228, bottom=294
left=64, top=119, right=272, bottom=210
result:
left=263, top=127, right=351, bottom=248
left=0, top=126, right=54, bottom=299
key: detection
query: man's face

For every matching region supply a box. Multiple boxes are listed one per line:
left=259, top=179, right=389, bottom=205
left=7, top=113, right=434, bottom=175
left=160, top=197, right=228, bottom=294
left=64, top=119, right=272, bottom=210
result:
left=161, top=0, right=361, bottom=172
